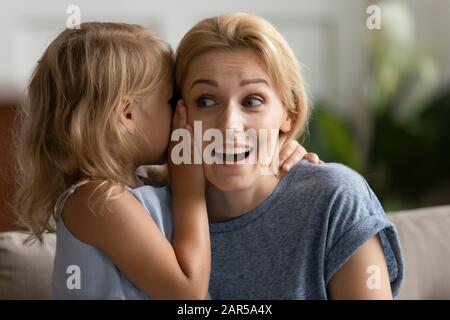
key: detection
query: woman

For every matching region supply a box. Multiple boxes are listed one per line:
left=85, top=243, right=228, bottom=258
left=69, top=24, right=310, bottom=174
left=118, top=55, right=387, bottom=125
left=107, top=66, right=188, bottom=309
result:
left=174, top=13, right=404, bottom=299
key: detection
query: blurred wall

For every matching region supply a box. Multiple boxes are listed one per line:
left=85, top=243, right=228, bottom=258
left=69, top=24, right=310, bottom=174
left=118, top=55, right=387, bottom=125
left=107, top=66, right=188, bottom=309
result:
left=0, top=1, right=448, bottom=225
left=0, top=0, right=449, bottom=115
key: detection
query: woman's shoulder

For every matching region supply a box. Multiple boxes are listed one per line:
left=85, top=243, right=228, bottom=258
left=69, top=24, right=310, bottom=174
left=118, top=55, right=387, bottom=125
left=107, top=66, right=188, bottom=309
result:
left=285, top=161, right=386, bottom=222
left=288, top=160, right=370, bottom=194
left=283, top=161, right=385, bottom=217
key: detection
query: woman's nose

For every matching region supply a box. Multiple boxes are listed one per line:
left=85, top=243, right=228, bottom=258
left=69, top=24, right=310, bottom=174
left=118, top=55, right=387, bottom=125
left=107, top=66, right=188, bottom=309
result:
left=221, top=103, right=245, bottom=133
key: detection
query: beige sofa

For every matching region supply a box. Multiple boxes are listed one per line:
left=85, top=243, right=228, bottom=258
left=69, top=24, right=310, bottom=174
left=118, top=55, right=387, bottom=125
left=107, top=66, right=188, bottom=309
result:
left=1, top=205, right=449, bottom=300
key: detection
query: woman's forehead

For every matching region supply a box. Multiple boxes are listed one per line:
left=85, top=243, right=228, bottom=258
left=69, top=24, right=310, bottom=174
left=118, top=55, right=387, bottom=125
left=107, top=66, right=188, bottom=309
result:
left=184, top=49, right=271, bottom=85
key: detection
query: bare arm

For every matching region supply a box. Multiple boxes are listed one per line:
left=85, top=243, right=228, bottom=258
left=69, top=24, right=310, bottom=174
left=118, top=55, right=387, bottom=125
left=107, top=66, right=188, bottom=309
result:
left=166, top=101, right=210, bottom=298
left=327, top=235, right=393, bottom=300
left=63, top=103, right=210, bottom=300
left=75, top=189, right=209, bottom=299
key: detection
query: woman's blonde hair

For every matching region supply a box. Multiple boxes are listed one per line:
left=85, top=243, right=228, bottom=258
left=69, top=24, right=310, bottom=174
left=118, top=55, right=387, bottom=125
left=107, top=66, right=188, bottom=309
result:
left=175, top=12, right=310, bottom=144
left=14, top=22, right=173, bottom=242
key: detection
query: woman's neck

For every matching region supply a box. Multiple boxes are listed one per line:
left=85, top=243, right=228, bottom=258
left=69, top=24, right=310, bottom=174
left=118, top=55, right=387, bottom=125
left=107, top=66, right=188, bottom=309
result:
left=205, top=174, right=280, bottom=223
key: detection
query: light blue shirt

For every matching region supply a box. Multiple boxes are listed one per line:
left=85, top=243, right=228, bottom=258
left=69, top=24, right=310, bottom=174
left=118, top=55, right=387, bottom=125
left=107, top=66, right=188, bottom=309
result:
left=51, top=184, right=172, bottom=299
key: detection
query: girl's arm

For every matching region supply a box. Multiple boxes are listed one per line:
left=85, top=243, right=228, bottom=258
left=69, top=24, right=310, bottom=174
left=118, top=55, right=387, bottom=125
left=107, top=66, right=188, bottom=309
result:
left=63, top=104, right=209, bottom=300
left=166, top=101, right=210, bottom=298
left=327, top=235, right=393, bottom=300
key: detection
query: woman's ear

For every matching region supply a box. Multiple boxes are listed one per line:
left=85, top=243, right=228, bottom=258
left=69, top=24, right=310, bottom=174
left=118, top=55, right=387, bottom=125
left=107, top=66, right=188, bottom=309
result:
left=280, top=109, right=293, bottom=133
left=117, top=97, right=136, bottom=133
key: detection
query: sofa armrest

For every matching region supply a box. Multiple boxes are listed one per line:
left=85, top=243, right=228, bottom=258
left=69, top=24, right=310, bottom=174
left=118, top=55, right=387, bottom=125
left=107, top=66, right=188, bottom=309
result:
left=0, top=231, right=56, bottom=299
left=388, top=205, right=450, bottom=300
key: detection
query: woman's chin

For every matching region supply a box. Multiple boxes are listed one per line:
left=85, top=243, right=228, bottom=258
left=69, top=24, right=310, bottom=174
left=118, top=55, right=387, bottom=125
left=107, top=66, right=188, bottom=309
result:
left=205, top=164, right=258, bottom=192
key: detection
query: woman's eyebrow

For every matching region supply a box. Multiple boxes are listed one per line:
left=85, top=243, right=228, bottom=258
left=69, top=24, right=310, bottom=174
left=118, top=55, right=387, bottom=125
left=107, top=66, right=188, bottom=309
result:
left=190, top=79, right=218, bottom=90
left=190, top=78, right=269, bottom=90
left=239, top=78, right=269, bottom=86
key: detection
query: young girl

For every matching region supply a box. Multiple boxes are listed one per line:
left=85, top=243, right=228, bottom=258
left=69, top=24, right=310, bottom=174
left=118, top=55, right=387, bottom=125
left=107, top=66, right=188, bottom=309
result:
left=14, top=22, right=317, bottom=299
left=175, top=13, right=404, bottom=299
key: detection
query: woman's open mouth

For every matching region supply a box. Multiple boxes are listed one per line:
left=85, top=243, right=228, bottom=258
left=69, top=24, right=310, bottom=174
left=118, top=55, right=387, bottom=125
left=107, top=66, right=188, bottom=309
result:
left=213, top=146, right=253, bottom=164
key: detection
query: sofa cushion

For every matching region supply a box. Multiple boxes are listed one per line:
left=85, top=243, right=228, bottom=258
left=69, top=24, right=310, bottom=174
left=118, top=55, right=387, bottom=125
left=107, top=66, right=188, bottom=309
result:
left=388, top=205, right=450, bottom=299
left=0, top=231, right=56, bottom=299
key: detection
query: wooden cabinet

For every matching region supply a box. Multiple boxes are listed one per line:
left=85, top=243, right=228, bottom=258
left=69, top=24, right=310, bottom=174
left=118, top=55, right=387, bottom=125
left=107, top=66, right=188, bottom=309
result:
left=0, top=105, right=20, bottom=232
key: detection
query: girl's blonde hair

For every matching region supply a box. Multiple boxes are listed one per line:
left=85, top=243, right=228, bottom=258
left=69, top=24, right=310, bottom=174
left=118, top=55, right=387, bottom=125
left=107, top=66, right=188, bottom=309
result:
left=175, top=12, right=310, bottom=144
left=14, top=22, right=173, bottom=242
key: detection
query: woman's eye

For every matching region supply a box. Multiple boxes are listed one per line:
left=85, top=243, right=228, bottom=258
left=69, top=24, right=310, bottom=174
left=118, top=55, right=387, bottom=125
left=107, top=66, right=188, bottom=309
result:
left=242, top=96, right=263, bottom=107
left=196, top=97, right=216, bottom=108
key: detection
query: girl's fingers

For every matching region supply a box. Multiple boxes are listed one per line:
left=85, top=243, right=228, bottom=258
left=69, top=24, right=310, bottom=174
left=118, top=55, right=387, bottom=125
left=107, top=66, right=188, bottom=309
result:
left=279, top=141, right=306, bottom=166
left=282, top=144, right=308, bottom=171
left=178, top=102, right=199, bottom=160
left=172, top=100, right=187, bottom=130
left=186, top=123, right=203, bottom=164
left=171, top=101, right=180, bottom=130
left=282, top=151, right=321, bottom=172
left=278, top=141, right=295, bottom=165
left=282, top=151, right=303, bottom=172
left=185, top=123, right=193, bottom=135
left=303, top=152, right=320, bottom=164
left=178, top=101, right=187, bottom=128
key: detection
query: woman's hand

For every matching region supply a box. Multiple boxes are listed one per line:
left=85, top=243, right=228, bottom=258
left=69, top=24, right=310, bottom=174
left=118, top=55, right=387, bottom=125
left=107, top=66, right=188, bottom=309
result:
left=278, top=140, right=323, bottom=175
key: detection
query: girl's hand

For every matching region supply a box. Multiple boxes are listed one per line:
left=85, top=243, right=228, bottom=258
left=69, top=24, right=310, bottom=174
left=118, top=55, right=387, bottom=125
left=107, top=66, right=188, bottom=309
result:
left=137, top=164, right=169, bottom=187
left=279, top=140, right=323, bottom=174
left=168, top=100, right=205, bottom=195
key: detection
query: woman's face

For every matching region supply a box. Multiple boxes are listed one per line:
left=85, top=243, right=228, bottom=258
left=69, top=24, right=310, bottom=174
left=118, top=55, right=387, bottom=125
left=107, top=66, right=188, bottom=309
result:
left=182, top=49, right=292, bottom=191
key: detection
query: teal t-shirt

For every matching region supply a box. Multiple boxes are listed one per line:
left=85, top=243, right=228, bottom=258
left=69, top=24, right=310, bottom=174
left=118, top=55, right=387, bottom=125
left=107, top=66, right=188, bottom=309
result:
left=208, top=161, right=404, bottom=299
